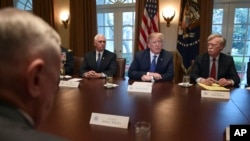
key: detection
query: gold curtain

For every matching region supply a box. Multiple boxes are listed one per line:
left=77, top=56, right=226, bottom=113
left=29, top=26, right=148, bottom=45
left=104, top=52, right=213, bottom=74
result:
left=33, top=0, right=55, bottom=28
left=133, top=0, right=146, bottom=53
left=199, top=0, right=213, bottom=54
left=70, top=0, right=97, bottom=57
left=0, top=0, right=13, bottom=8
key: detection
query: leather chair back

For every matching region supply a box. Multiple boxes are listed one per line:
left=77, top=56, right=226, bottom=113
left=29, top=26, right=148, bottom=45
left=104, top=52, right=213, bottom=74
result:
left=73, top=56, right=84, bottom=76
left=115, top=58, right=126, bottom=78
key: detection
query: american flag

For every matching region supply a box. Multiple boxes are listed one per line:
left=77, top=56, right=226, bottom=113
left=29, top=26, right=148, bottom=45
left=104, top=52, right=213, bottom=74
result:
left=139, top=0, right=159, bottom=50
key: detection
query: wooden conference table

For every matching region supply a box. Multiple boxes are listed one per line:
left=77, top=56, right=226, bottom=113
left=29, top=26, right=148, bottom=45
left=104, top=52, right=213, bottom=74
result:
left=38, top=77, right=250, bottom=141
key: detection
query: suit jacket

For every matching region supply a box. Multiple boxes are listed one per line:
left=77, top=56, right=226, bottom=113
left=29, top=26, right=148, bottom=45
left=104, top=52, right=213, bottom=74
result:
left=247, top=62, right=250, bottom=86
left=0, top=102, right=65, bottom=141
left=79, top=49, right=117, bottom=77
left=128, top=48, right=174, bottom=81
left=190, top=53, right=240, bottom=86
left=61, top=47, right=74, bottom=75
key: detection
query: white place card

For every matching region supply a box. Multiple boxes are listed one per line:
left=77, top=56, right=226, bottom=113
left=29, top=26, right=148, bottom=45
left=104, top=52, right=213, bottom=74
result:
left=127, top=82, right=152, bottom=93
left=225, top=126, right=230, bottom=141
left=59, top=80, right=79, bottom=88
left=89, top=112, right=129, bottom=129
left=201, top=90, right=230, bottom=99
left=68, top=78, right=82, bottom=82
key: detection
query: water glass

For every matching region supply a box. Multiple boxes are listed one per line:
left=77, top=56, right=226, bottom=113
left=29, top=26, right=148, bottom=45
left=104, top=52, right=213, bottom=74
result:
left=183, top=75, right=190, bottom=87
left=135, top=121, right=151, bottom=141
left=106, top=75, right=113, bottom=88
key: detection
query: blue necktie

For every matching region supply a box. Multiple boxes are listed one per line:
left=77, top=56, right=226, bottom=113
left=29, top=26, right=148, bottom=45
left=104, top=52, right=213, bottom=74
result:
left=97, top=53, right=101, bottom=67
left=150, top=55, right=157, bottom=72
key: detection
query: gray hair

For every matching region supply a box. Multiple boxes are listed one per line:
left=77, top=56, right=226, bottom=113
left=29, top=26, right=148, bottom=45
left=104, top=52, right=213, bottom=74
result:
left=207, top=33, right=226, bottom=47
left=0, top=8, right=61, bottom=64
left=0, top=8, right=61, bottom=90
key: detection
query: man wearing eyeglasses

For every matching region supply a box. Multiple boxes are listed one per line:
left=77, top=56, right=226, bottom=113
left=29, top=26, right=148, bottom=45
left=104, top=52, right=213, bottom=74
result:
left=190, top=33, right=240, bottom=87
left=79, top=34, right=117, bottom=78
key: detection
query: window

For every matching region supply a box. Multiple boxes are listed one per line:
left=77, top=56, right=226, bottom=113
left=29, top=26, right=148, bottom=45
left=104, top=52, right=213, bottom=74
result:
left=96, top=0, right=136, bottom=74
left=13, top=0, right=32, bottom=11
left=213, top=0, right=250, bottom=85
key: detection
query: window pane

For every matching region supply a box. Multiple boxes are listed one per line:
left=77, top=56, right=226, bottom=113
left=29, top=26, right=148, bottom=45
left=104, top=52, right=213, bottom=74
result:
left=105, top=13, right=114, bottom=26
left=13, top=0, right=32, bottom=10
left=98, top=27, right=105, bottom=34
left=248, top=25, right=250, bottom=40
left=233, top=56, right=246, bottom=80
left=246, top=41, right=250, bottom=56
left=96, top=0, right=105, bottom=5
left=97, top=14, right=105, bottom=26
left=104, top=27, right=114, bottom=40
left=233, top=56, right=244, bottom=71
left=233, top=25, right=247, bottom=40
left=123, top=12, right=134, bottom=25
left=213, top=8, right=223, bottom=24
left=122, top=41, right=132, bottom=53
left=106, top=40, right=114, bottom=52
left=212, top=25, right=222, bottom=34
left=232, top=41, right=245, bottom=55
left=249, top=8, right=250, bottom=23
left=235, top=8, right=248, bottom=24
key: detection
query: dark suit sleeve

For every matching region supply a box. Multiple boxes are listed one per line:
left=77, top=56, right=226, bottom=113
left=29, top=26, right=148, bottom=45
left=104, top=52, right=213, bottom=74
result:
left=64, top=50, right=74, bottom=75
left=79, top=53, right=89, bottom=77
left=128, top=52, right=148, bottom=80
left=159, top=52, right=174, bottom=81
left=190, top=55, right=203, bottom=83
left=247, top=62, right=250, bottom=86
left=222, top=56, right=240, bottom=86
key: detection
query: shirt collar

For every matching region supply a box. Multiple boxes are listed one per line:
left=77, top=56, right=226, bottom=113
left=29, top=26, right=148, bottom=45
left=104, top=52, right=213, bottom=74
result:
left=18, top=109, right=34, bottom=126
left=150, top=51, right=159, bottom=58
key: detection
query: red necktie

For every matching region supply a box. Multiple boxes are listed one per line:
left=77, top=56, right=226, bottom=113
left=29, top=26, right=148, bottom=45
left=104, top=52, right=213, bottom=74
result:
left=210, top=58, right=216, bottom=79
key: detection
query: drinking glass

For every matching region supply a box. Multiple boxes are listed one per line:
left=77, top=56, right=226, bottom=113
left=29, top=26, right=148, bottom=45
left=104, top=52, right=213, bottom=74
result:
left=106, top=75, right=113, bottom=88
left=183, top=75, right=190, bottom=87
left=135, top=121, right=151, bottom=141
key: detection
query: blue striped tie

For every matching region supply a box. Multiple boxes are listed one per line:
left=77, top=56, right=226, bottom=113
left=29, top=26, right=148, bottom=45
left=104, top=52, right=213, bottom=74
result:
left=150, top=55, right=157, bottom=72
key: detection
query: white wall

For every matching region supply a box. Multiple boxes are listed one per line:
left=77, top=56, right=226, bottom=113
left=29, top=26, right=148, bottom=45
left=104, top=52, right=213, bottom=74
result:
left=159, top=0, right=180, bottom=51
left=54, top=0, right=70, bottom=48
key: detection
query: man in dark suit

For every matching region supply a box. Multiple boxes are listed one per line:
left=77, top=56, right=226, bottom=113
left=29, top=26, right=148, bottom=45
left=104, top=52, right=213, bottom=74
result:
left=0, top=8, right=65, bottom=140
left=190, top=33, right=240, bottom=86
left=128, top=32, right=174, bottom=82
left=60, top=46, right=74, bottom=75
left=79, top=34, right=117, bottom=78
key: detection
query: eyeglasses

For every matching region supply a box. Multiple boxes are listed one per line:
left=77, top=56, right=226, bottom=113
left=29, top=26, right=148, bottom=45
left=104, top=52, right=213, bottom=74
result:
left=98, top=40, right=106, bottom=43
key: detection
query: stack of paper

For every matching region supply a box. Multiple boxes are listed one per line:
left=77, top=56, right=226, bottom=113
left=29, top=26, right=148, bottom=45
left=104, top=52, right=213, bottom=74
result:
left=198, top=83, right=229, bottom=91
left=127, top=82, right=153, bottom=93
left=198, top=83, right=230, bottom=99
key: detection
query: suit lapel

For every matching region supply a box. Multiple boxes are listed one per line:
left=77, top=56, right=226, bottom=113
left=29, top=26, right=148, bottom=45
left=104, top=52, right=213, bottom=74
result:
left=155, top=51, right=164, bottom=71
left=217, top=54, right=224, bottom=78
left=144, top=50, right=151, bottom=71
left=204, top=53, right=210, bottom=77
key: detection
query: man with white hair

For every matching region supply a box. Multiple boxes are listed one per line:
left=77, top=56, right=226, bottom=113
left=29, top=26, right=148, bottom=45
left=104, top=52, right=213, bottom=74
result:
left=0, top=8, right=65, bottom=140
left=190, top=33, right=240, bottom=86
